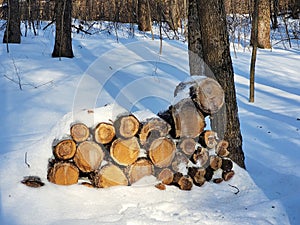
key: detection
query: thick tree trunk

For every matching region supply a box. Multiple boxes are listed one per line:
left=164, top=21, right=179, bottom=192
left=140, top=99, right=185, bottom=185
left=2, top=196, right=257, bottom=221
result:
left=52, top=0, right=74, bottom=58
left=196, top=0, right=245, bottom=168
left=137, top=0, right=152, bottom=31
left=3, top=0, right=21, bottom=44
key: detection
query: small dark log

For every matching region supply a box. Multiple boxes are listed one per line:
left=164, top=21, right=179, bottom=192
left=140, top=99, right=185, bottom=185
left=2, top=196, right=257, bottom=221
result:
left=216, top=140, right=229, bottom=157
left=188, top=167, right=206, bottom=187
left=128, top=158, right=154, bottom=184
left=204, top=166, right=214, bottom=181
left=148, top=137, right=176, bottom=168
left=209, top=155, right=223, bottom=171
left=53, top=139, right=76, bottom=160
left=114, top=114, right=140, bottom=139
left=21, top=176, right=45, bottom=188
left=74, top=141, right=105, bottom=173
left=156, top=168, right=174, bottom=185
left=222, top=170, right=235, bottom=181
left=213, top=178, right=224, bottom=184
left=70, top=123, right=90, bottom=143
left=221, top=158, right=233, bottom=172
left=155, top=183, right=166, bottom=190
left=110, top=137, right=140, bottom=166
left=190, top=146, right=209, bottom=167
left=48, top=162, right=79, bottom=185
left=94, top=122, right=115, bottom=144
left=172, top=172, right=193, bottom=190
left=178, top=137, right=197, bottom=156
left=94, top=164, right=128, bottom=188
left=198, top=130, right=218, bottom=149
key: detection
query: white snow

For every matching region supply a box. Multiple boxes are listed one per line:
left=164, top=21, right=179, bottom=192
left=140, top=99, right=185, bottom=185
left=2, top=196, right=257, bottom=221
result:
left=0, top=22, right=299, bottom=225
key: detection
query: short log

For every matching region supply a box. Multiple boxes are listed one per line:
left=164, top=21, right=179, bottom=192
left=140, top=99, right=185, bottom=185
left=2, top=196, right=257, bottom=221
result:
left=94, top=164, right=128, bottom=188
left=199, top=130, right=218, bottom=149
left=172, top=172, right=193, bottom=190
left=156, top=168, right=174, bottom=185
left=222, top=170, right=235, bottom=181
left=128, top=158, right=154, bottom=184
left=114, top=114, right=140, bottom=139
left=209, top=155, right=223, bottom=171
left=221, top=158, right=233, bottom=172
left=188, top=167, right=206, bottom=187
left=74, top=141, right=105, bottom=173
left=216, top=140, right=230, bottom=157
left=94, top=122, right=115, bottom=144
left=53, top=139, right=76, bottom=160
left=48, top=162, right=79, bottom=185
left=190, top=146, right=209, bottom=167
left=171, top=152, right=189, bottom=173
left=148, top=137, right=176, bottom=168
left=70, top=123, right=90, bottom=142
left=178, top=137, right=197, bottom=156
left=110, top=137, right=140, bottom=166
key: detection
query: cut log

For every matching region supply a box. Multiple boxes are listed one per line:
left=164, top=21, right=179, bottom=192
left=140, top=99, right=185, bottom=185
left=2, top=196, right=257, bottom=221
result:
left=204, top=166, right=214, bottom=181
left=209, top=155, right=222, bottom=171
left=156, top=168, right=174, bottom=185
left=221, top=158, right=233, bottom=172
left=74, top=141, right=105, bottom=173
left=155, top=183, right=166, bottom=190
left=171, top=152, right=189, bottom=173
left=148, top=137, right=176, bottom=168
left=178, top=137, right=197, bottom=156
left=110, top=137, right=140, bottom=166
left=70, top=123, right=90, bottom=142
left=213, top=178, right=224, bottom=184
left=222, top=170, right=235, bottom=181
left=172, top=98, right=205, bottom=138
left=53, top=139, right=76, bottom=160
left=172, top=172, right=193, bottom=190
left=94, top=122, right=115, bottom=144
left=114, top=114, right=140, bottom=139
left=199, top=130, right=218, bottom=149
left=48, top=162, right=79, bottom=185
left=139, top=118, right=171, bottom=146
left=128, top=158, right=154, bottom=184
left=93, top=164, right=128, bottom=188
left=216, top=140, right=230, bottom=157
left=190, top=146, right=209, bottom=167
left=21, top=176, right=45, bottom=188
left=188, top=167, right=206, bottom=187
left=189, top=77, right=225, bottom=114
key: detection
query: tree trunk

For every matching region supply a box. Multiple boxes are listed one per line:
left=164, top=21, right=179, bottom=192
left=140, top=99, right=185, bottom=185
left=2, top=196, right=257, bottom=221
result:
left=137, top=0, right=152, bottom=31
left=3, top=0, right=21, bottom=44
left=52, top=0, right=74, bottom=58
left=195, top=0, right=245, bottom=168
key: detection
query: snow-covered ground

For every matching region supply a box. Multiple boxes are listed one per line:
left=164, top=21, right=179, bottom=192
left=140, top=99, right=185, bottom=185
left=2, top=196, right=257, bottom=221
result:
left=0, top=22, right=299, bottom=225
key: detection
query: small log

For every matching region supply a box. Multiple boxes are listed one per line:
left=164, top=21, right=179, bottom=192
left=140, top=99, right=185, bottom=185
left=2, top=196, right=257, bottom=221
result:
left=199, top=130, right=218, bottom=149
left=128, top=158, right=154, bottom=184
left=172, top=98, right=205, bottom=138
left=209, top=155, right=223, bottom=171
left=178, top=137, right=197, bottom=156
left=21, top=176, right=45, bottom=188
left=222, top=170, right=235, bottom=181
left=221, top=158, right=233, bottom=172
left=216, top=140, right=230, bottom=157
left=171, top=152, right=189, bottom=173
left=94, top=164, right=128, bottom=188
left=70, top=123, right=90, bottom=142
left=172, top=172, right=193, bottom=190
left=155, top=183, right=166, bottom=190
left=188, top=167, right=206, bottom=187
left=156, top=168, right=174, bottom=185
left=110, top=137, right=140, bottom=166
left=213, top=178, right=224, bottom=184
left=94, top=122, right=115, bottom=144
left=204, top=166, right=214, bottom=181
left=48, top=162, right=79, bottom=185
left=53, top=139, right=76, bottom=160
left=148, top=137, right=176, bottom=168
left=139, top=118, right=171, bottom=145
left=114, top=114, right=140, bottom=139
left=74, top=141, right=105, bottom=173
left=189, top=77, right=225, bottom=114
left=190, top=146, right=209, bottom=167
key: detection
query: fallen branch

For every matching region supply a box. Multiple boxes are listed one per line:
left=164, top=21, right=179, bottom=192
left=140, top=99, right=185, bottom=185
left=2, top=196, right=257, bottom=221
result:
left=71, top=25, right=92, bottom=35
left=25, top=152, right=30, bottom=168
left=228, top=184, right=240, bottom=195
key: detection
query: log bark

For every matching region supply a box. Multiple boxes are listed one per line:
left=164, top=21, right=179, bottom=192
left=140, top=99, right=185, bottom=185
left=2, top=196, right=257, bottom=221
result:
left=94, top=122, right=115, bottom=144
left=172, top=172, right=193, bottom=190
left=216, top=140, right=229, bottom=157
left=148, top=137, right=176, bottom=168
left=139, top=118, right=171, bottom=146
left=74, top=141, right=105, bottom=173
left=110, top=137, right=140, bottom=166
left=178, top=137, right=197, bottom=156
left=128, top=158, right=154, bottom=184
left=70, top=123, right=90, bottom=142
left=172, top=98, right=205, bottom=138
left=188, top=167, right=206, bottom=187
left=209, top=155, right=222, bottom=171
left=156, top=168, right=174, bottom=185
left=48, top=162, right=79, bottom=185
left=222, top=170, right=235, bottom=181
left=93, top=164, right=128, bottom=188
left=190, top=146, right=209, bottom=167
left=53, top=139, right=76, bottom=160
left=114, top=114, right=140, bottom=139
left=198, top=130, right=218, bottom=149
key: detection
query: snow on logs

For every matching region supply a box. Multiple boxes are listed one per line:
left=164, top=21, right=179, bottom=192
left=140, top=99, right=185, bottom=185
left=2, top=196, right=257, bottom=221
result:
left=47, top=77, right=235, bottom=190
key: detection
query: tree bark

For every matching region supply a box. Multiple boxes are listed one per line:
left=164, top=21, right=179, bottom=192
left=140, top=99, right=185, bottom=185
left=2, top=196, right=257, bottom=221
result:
left=3, top=0, right=21, bottom=44
left=137, top=0, right=152, bottom=31
left=52, top=0, right=74, bottom=58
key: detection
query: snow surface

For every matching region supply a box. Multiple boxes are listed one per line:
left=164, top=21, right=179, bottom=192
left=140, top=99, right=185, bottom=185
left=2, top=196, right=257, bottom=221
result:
left=0, top=22, right=299, bottom=225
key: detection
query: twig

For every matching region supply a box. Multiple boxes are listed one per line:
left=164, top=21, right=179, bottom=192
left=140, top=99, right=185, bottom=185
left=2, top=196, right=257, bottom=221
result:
left=228, top=184, right=240, bottom=195
left=42, top=20, right=55, bottom=30
left=25, top=152, right=30, bottom=168
left=3, top=74, right=53, bottom=89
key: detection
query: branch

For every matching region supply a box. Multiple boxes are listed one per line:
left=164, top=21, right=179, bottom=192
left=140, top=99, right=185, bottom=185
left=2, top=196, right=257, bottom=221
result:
left=71, top=24, right=92, bottom=35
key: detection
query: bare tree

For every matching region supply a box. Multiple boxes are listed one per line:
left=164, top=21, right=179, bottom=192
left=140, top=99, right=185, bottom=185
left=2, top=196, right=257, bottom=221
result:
left=137, top=0, right=152, bottom=31
left=3, top=0, right=21, bottom=44
left=52, top=0, right=74, bottom=58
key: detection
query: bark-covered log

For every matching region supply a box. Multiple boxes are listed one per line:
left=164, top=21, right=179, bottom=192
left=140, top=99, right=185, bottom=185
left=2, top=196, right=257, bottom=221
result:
left=222, top=170, right=235, bottom=181
left=156, top=168, right=174, bottom=185
left=139, top=118, right=171, bottom=146
left=114, top=114, right=140, bottom=139
left=48, top=161, right=79, bottom=185
left=209, top=155, right=222, bottom=171
left=74, top=141, right=105, bottom=173
left=221, top=158, right=233, bottom=172
left=172, top=98, right=205, bottom=138
left=93, top=164, right=128, bottom=188
left=198, top=130, right=218, bottom=149
left=172, top=172, right=193, bottom=190
left=190, top=146, right=209, bottom=167
left=148, top=137, right=176, bottom=168
left=178, top=137, right=197, bottom=156
left=94, top=122, right=115, bottom=144
left=188, top=167, right=206, bottom=187
left=110, top=137, right=140, bottom=166
left=216, top=140, right=230, bottom=157
left=70, top=123, right=90, bottom=142
left=128, top=158, right=154, bottom=184
left=53, top=139, right=76, bottom=160
left=204, top=166, right=214, bottom=181
left=171, top=152, right=189, bottom=173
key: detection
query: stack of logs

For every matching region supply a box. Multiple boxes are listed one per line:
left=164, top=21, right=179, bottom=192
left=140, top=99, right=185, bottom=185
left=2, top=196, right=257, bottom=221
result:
left=47, top=77, right=235, bottom=190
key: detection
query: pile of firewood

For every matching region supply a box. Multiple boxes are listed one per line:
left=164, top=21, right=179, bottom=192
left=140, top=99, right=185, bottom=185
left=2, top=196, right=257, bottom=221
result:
left=47, top=77, right=235, bottom=190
